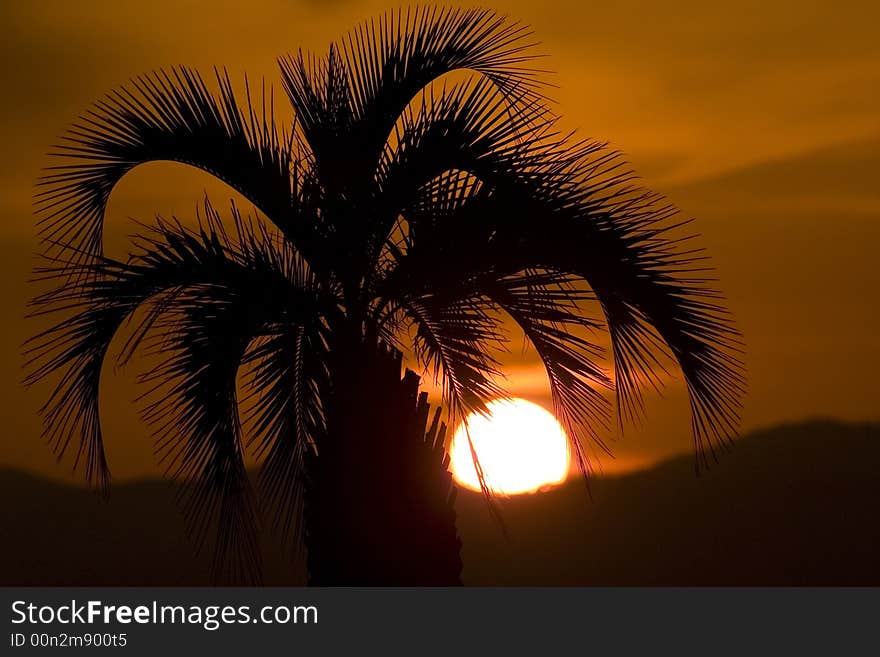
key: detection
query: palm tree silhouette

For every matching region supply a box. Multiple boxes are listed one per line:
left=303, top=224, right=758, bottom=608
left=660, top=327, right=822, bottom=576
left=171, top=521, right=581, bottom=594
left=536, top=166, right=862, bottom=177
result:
left=25, top=8, right=744, bottom=585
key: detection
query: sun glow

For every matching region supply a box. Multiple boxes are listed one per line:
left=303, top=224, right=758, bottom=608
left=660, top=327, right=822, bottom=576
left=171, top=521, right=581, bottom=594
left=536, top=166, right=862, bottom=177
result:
left=450, top=398, right=570, bottom=495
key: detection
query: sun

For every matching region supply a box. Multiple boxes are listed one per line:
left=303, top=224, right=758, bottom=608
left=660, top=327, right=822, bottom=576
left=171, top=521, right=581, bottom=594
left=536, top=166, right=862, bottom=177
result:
left=450, top=398, right=570, bottom=495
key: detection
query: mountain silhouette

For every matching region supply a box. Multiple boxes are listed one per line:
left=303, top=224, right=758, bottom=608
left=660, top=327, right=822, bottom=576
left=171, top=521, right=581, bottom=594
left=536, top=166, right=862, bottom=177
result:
left=1, top=419, right=877, bottom=585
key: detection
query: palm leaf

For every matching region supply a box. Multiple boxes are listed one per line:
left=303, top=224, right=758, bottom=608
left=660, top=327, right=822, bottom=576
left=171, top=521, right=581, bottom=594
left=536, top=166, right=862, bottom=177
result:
left=519, top=148, right=746, bottom=465
left=241, top=324, right=328, bottom=549
left=379, top=136, right=744, bottom=469
left=281, top=7, right=543, bottom=188
left=35, top=68, right=306, bottom=265
left=24, top=201, right=332, bottom=580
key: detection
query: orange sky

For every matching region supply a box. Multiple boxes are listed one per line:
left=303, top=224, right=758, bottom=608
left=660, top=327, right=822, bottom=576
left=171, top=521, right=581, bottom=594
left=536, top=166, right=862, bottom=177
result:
left=1, top=0, right=878, bottom=482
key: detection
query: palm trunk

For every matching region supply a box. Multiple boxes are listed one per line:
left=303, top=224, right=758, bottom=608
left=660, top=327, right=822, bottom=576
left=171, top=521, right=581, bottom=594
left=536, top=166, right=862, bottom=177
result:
left=304, top=341, right=463, bottom=585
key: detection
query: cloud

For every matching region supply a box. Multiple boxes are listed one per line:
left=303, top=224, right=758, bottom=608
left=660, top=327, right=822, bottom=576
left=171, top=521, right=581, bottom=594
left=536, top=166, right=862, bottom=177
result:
left=664, top=136, right=880, bottom=215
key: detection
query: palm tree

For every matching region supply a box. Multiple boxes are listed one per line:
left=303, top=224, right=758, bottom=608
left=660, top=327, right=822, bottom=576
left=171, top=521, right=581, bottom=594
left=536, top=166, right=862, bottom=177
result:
left=25, top=8, right=744, bottom=585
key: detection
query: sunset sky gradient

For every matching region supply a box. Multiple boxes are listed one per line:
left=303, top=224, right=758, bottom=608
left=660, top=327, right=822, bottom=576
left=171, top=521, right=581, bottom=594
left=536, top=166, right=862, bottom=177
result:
left=1, top=0, right=877, bottom=481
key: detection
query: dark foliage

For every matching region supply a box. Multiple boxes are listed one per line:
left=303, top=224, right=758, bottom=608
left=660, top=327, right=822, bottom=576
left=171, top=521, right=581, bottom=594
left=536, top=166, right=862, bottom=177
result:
left=24, top=7, right=744, bottom=580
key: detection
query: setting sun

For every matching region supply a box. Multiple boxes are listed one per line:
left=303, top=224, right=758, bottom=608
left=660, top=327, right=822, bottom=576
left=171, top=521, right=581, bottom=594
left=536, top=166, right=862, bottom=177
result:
left=450, top=399, right=570, bottom=495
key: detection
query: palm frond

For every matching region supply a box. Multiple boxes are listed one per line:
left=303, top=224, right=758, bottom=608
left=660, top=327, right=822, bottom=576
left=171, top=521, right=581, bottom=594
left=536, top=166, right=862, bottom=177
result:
left=278, top=7, right=549, bottom=290
left=339, top=6, right=545, bottom=169
left=404, top=296, right=506, bottom=417
left=375, top=75, right=554, bottom=221
left=24, top=200, right=333, bottom=580
left=380, top=134, right=744, bottom=469
left=365, top=77, right=572, bottom=291
left=377, top=209, right=613, bottom=478
left=515, top=145, right=746, bottom=466
left=240, top=325, right=328, bottom=550
left=400, top=293, right=507, bottom=501
left=35, top=67, right=307, bottom=265
left=138, top=288, right=264, bottom=583
left=481, top=272, right=613, bottom=474
left=278, top=45, right=354, bottom=195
